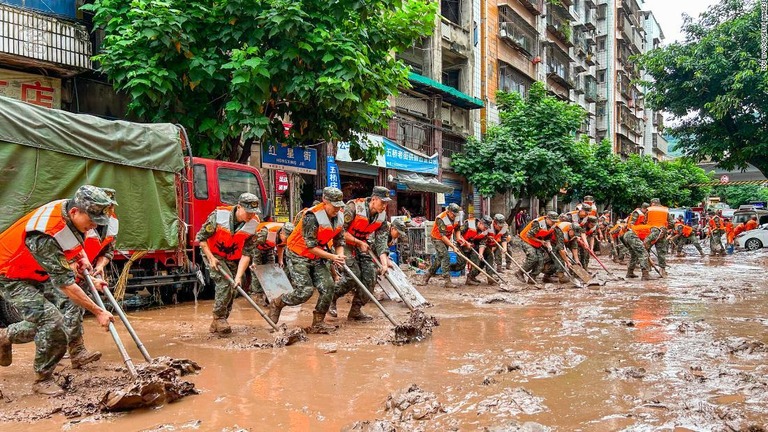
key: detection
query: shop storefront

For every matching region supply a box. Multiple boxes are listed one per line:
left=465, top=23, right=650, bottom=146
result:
left=261, top=142, right=318, bottom=222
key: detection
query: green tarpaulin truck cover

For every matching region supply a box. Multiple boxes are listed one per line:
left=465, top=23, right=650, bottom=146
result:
left=0, top=96, right=185, bottom=251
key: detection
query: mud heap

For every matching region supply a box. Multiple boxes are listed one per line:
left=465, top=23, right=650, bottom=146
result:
left=342, top=384, right=445, bottom=432
left=392, top=310, right=439, bottom=345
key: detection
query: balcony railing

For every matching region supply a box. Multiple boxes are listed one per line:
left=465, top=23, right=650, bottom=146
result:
left=584, top=75, right=598, bottom=102
left=499, top=20, right=536, bottom=56
left=0, top=4, right=91, bottom=71
left=517, top=0, right=544, bottom=15
left=546, top=5, right=573, bottom=46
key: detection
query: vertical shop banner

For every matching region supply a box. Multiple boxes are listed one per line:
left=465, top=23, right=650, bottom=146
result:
left=275, top=170, right=289, bottom=195
left=327, top=156, right=341, bottom=188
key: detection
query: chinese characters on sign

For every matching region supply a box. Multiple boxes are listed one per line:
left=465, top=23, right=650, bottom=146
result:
left=0, top=68, right=61, bottom=109
left=275, top=170, right=289, bottom=195
left=336, top=133, right=438, bottom=175
left=327, top=156, right=341, bottom=188
left=261, top=142, right=318, bottom=175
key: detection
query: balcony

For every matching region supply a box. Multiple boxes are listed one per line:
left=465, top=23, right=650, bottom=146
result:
left=584, top=75, right=598, bottom=102
left=546, top=5, right=573, bottom=47
left=0, top=4, right=92, bottom=74
left=517, top=0, right=544, bottom=15
left=619, top=138, right=640, bottom=156
left=498, top=17, right=537, bottom=56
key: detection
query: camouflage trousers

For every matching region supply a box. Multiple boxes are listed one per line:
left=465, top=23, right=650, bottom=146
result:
left=520, top=242, right=546, bottom=277
left=427, top=239, right=465, bottom=279
left=336, top=245, right=376, bottom=307
left=249, top=249, right=275, bottom=295
left=651, top=231, right=669, bottom=269
left=10, top=283, right=84, bottom=346
left=622, top=231, right=649, bottom=272
left=282, top=250, right=334, bottom=314
left=612, top=238, right=628, bottom=261
left=204, top=256, right=252, bottom=320
left=675, top=234, right=703, bottom=254
left=466, top=246, right=494, bottom=278
left=578, top=238, right=592, bottom=269
left=0, top=276, right=67, bottom=377
left=710, top=233, right=725, bottom=255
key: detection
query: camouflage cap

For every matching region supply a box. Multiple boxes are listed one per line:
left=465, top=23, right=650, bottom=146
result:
left=559, top=213, right=570, bottom=221
left=390, top=218, right=407, bottom=236
left=281, top=222, right=295, bottom=236
left=73, top=185, right=115, bottom=225
left=586, top=215, right=598, bottom=223
left=238, top=192, right=260, bottom=214
left=583, top=195, right=595, bottom=203
left=322, top=187, right=345, bottom=208
left=580, top=204, right=593, bottom=212
left=447, top=203, right=461, bottom=214
left=100, top=187, right=118, bottom=205
left=480, top=216, right=493, bottom=226
left=641, top=202, right=650, bottom=209
left=546, top=211, right=559, bottom=220
left=650, top=198, right=661, bottom=205
left=371, top=186, right=392, bottom=202
left=493, top=213, right=506, bottom=223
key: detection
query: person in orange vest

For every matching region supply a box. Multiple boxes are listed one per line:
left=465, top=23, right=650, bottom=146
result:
left=730, top=222, right=746, bottom=246
left=0, top=185, right=115, bottom=396
left=549, top=217, right=579, bottom=283
left=646, top=198, right=673, bottom=277
left=514, top=211, right=558, bottom=284
left=628, top=203, right=650, bottom=226
left=268, top=187, right=346, bottom=333
left=745, top=215, right=759, bottom=231
left=623, top=223, right=653, bottom=280
left=237, top=221, right=294, bottom=307
left=706, top=215, right=727, bottom=256
left=459, top=216, right=494, bottom=286
left=197, top=192, right=262, bottom=335
left=670, top=215, right=704, bottom=257
left=579, top=196, right=599, bottom=217
left=575, top=215, right=599, bottom=269
left=333, top=186, right=392, bottom=322
left=609, top=219, right=629, bottom=263
left=419, top=203, right=463, bottom=288
left=489, top=214, right=510, bottom=273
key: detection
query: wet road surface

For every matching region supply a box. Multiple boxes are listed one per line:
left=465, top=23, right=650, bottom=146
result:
left=1, top=250, right=766, bottom=431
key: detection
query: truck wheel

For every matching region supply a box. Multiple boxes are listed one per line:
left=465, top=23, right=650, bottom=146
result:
left=0, top=297, right=23, bottom=327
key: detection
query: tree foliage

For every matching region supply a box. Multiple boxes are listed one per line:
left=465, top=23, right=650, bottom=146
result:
left=712, top=184, right=768, bottom=208
left=638, top=0, right=768, bottom=177
left=83, top=0, right=436, bottom=162
left=451, top=83, right=586, bottom=200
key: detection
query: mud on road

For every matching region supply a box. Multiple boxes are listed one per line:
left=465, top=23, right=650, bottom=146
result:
left=1, top=249, right=766, bottom=431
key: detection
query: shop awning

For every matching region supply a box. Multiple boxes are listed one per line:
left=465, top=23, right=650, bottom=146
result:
left=397, top=172, right=454, bottom=193
left=407, top=72, right=484, bottom=110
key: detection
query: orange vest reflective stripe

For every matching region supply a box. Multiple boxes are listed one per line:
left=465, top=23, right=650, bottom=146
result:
left=347, top=198, right=386, bottom=240
left=462, top=219, right=487, bottom=242
left=631, top=209, right=646, bottom=226
left=286, top=203, right=343, bottom=259
left=646, top=205, right=669, bottom=228
left=207, top=206, right=259, bottom=261
left=630, top=224, right=652, bottom=240
left=490, top=223, right=508, bottom=243
left=83, top=215, right=119, bottom=261
left=0, top=200, right=84, bottom=282
left=520, top=217, right=552, bottom=248
left=557, top=221, right=575, bottom=242
left=256, top=222, right=284, bottom=251
left=675, top=222, right=693, bottom=237
left=430, top=211, right=458, bottom=240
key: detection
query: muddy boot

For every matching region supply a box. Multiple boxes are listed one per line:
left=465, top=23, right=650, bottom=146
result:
left=443, top=275, right=458, bottom=288
left=513, top=270, right=526, bottom=283
left=68, top=337, right=101, bottom=369
left=626, top=269, right=638, bottom=279
left=267, top=296, right=285, bottom=324
left=33, top=373, right=65, bottom=396
left=417, top=273, right=432, bottom=286
left=0, top=328, right=11, bottom=367
left=557, top=272, right=568, bottom=284
left=308, top=311, right=337, bottom=334
left=328, top=296, right=338, bottom=318
left=541, top=274, right=555, bottom=283
left=486, top=276, right=497, bottom=286
left=496, top=264, right=505, bottom=274
left=641, top=269, right=651, bottom=281
left=254, top=292, right=269, bottom=307
left=209, top=317, right=232, bottom=334
left=465, top=275, right=481, bottom=286
left=505, top=262, right=512, bottom=270
left=660, top=268, right=668, bottom=278
left=347, top=302, right=373, bottom=322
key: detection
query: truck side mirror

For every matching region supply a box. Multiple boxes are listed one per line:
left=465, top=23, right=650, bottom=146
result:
left=263, top=198, right=274, bottom=221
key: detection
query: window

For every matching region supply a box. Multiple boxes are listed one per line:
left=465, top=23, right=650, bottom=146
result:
left=441, top=0, right=461, bottom=25
left=442, top=69, right=461, bottom=91
left=596, top=101, right=607, bottom=116
left=598, top=37, right=606, bottom=52
left=193, top=164, right=208, bottom=200
left=597, top=70, right=606, bottom=83
left=217, top=168, right=263, bottom=207
left=498, top=62, right=533, bottom=96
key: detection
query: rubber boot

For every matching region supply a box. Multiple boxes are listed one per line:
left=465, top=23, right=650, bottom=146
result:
left=0, top=328, right=11, bottom=367
left=444, top=275, right=458, bottom=288
left=267, top=296, right=285, bottom=324
left=496, top=264, right=505, bottom=274
left=347, top=301, right=373, bottom=322
left=308, top=311, right=337, bottom=334
left=33, top=373, right=65, bottom=396
left=209, top=317, right=232, bottom=334
left=486, top=276, right=497, bottom=286
left=557, top=272, right=568, bottom=284
left=69, top=337, right=102, bottom=369
left=465, top=275, right=481, bottom=286
left=328, top=296, right=338, bottom=318
left=417, top=273, right=432, bottom=286
left=513, top=270, right=526, bottom=283
left=505, top=262, right=512, bottom=270
left=626, top=269, right=638, bottom=279
left=641, top=269, right=651, bottom=281
left=541, top=274, right=555, bottom=283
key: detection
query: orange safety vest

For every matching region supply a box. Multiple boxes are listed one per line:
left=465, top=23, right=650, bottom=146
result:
left=557, top=221, right=575, bottom=243
left=630, top=208, right=646, bottom=226
left=83, top=215, right=119, bottom=261
left=207, top=206, right=259, bottom=261
left=674, top=222, right=693, bottom=237
left=286, top=203, right=343, bottom=259
left=568, top=210, right=586, bottom=226
left=255, top=222, right=284, bottom=251
left=0, top=200, right=84, bottom=282
left=347, top=198, right=386, bottom=240
left=745, top=219, right=758, bottom=231
left=708, top=219, right=724, bottom=231
left=630, top=224, right=652, bottom=241
left=520, top=217, right=553, bottom=248
left=646, top=205, right=669, bottom=228
left=609, top=223, right=625, bottom=239
left=430, top=211, right=458, bottom=240
left=489, top=223, right=508, bottom=244
left=581, top=202, right=598, bottom=217
left=462, top=218, right=488, bottom=242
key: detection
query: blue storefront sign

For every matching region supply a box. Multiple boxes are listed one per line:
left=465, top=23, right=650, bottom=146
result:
left=336, top=133, right=439, bottom=175
left=327, top=156, right=341, bottom=188
left=262, top=143, right=317, bottom=175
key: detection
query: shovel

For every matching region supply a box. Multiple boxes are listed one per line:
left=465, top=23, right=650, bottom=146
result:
left=451, top=243, right=497, bottom=282
left=368, top=251, right=426, bottom=311
left=578, top=238, right=624, bottom=280
left=339, top=264, right=436, bottom=345
left=490, top=238, right=542, bottom=289
left=216, top=267, right=306, bottom=346
left=564, top=255, right=592, bottom=284
left=466, top=246, right=508, bottom=284
left=546, top=250, right=584, bottom=288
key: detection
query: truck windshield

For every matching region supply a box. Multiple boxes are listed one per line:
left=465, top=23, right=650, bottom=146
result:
left=218, top=167, right=263, bottom=207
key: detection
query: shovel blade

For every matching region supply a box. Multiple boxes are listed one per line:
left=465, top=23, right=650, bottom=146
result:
left=569, top=265, right=592, bottom=284
left=381, top=264, right=428, bottom=308
left=251, top=264, right=294, bottom=302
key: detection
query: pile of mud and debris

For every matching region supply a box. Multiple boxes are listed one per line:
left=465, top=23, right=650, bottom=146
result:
left=342, top=384, right=446, bottom=432
left=391, top=310, right=439, bottom=345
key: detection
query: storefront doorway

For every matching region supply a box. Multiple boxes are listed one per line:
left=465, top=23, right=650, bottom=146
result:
left=340, top=174, right=375, bottom=200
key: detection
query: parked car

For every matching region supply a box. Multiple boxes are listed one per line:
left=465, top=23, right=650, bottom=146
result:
left=736, top=223, right=768, bottom=251
left=732, top=205, right=768, bottom=226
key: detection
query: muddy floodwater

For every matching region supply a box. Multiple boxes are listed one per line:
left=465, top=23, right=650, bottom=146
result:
left=1, top=250, right=767, bottom=431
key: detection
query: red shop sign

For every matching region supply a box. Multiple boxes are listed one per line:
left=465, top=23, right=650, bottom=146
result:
left=275, top=170, right=289, bottom=195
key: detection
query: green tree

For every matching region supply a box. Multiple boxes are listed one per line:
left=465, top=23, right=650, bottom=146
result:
left=712, top=184, right=768, bottom=207
left=451, top=82, right=585, bottom=209
left=639, top=0, right=768, bottom=177
left=83, top=0, right=436, bottom=162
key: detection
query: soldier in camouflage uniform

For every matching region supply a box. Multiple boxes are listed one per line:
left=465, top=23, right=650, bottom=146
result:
left=197, top=193, right=262, bottom=335
left=269, top=187, right=346, bottom=333
left=609, top=219, right=629, bottom=263
left=243, top=221, right=294, bottom=307
left=388, top=218, right=407, bottom=248
left=488, top=214, right=509, bottom=274
left=646, top=198, right=673, bottom=277
left=515, top=211, right=558, bottom=284
left=707, top=215, right=727, bottom=256
left=623, top=224, right=657, bottom=280
left=334, top=186, right=392, bottom=322
left=670, top=216, right=704, bottom=257
left=459, top=216, right=494, bottom=286
left=0, top=185, right=115, bottom=396
left=419, top=203, right=464, bottom=288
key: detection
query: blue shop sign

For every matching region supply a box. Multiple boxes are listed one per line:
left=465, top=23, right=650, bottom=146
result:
left=327, top=156, right=341, bottom=188
left=262, top=143, right=317, bottom=175
left=383, top=138, right=439, bottom=175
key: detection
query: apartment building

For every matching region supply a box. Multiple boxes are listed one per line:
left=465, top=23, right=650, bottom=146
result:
left=642, top=10, right=668, bottom=161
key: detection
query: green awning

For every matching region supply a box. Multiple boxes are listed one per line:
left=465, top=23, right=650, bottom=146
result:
left=397, top=172, right=454, bottom=193
left=407, top=72, right=484, bottom=110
